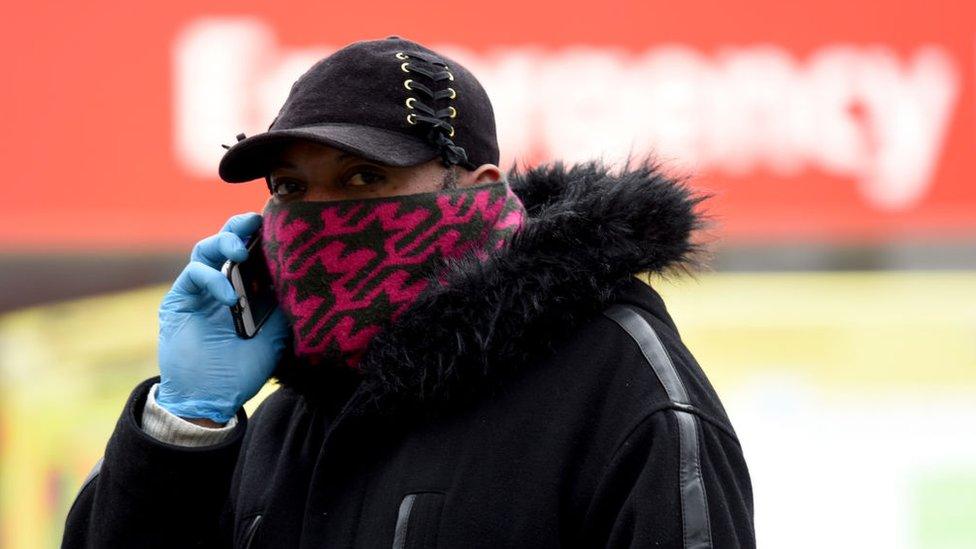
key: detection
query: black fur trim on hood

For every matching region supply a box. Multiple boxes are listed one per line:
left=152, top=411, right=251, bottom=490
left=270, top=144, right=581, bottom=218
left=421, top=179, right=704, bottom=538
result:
left=270, top=160, right=707, bottom=417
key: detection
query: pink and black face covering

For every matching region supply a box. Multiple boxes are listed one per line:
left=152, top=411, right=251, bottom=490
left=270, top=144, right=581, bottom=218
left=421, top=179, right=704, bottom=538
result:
left=261, top=181, right=526, bottom=369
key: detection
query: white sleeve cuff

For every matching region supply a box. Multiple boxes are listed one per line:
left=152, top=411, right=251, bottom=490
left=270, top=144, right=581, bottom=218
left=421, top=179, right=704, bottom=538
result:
left=141, top=383, right=239, bottom=447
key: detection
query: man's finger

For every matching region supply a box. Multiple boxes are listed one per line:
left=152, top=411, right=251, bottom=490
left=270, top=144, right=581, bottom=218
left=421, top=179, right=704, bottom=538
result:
left=190, top=232, right=248, bottom=269
left=220, top=212, right=262, bottom=238
left=173, top=261, right=239, bottom=306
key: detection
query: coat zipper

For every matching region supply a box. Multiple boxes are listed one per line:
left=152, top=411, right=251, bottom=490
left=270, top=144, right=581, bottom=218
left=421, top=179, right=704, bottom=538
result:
left=243, top=514, right=262, bottom=549
left=391, top=494, right=417, bottom=549
left=320, top=385, right=370, bottom=449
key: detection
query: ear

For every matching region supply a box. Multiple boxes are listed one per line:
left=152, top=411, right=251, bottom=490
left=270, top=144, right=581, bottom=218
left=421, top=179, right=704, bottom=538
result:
left=464, top=163, right=501, bottom=185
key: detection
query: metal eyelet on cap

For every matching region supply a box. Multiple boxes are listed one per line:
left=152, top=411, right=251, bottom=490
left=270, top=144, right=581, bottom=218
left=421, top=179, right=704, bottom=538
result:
left=394, top=53, right=465, bottom=166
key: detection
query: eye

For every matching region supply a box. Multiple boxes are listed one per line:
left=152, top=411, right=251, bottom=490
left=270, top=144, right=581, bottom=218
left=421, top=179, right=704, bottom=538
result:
left=342, top=167, right=386, bottom=187
left=270, top=177, right=306, bottom=198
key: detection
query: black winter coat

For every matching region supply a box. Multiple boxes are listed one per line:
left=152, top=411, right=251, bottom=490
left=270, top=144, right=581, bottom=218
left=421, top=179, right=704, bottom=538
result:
left=62, top=162, right=755, bottom=548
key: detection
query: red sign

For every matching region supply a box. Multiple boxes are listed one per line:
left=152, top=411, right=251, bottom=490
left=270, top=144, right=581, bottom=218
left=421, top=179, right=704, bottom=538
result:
left=3, top=0, right=975, bottom=250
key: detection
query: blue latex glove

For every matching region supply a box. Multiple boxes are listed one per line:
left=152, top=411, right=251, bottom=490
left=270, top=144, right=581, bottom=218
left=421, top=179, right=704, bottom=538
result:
left=156, top=212, right=291, bottom=424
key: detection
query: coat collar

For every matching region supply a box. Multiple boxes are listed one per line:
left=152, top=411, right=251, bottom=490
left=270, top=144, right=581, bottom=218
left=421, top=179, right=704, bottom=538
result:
left=270, top=161, right=705, bottom=417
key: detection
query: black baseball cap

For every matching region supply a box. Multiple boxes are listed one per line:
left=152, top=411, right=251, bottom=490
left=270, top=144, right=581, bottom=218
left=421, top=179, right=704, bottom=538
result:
left=218, top=36, right=499, bottom=183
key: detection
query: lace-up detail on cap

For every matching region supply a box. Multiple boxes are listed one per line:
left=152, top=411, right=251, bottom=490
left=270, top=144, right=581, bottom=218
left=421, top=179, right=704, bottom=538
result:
left=397, top=50, right=472, bottom=169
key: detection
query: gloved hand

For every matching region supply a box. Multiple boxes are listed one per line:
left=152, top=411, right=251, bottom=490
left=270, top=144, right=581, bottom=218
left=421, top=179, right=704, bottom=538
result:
left=156, top=212, right=291, bottom=424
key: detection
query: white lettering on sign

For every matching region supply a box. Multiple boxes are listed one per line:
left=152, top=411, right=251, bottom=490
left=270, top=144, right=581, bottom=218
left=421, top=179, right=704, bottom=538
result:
left=173, top=19, right=959, bottom=210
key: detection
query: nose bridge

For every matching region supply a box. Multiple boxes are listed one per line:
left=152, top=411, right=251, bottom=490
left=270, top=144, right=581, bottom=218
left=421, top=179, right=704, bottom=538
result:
left=302, top=178, right=345, bottom=202
left=285, top=143, right=347, bottom=202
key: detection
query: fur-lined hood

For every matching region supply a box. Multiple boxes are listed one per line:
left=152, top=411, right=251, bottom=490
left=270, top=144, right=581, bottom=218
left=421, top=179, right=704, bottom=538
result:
left=270, top=161, right=705, bottom=417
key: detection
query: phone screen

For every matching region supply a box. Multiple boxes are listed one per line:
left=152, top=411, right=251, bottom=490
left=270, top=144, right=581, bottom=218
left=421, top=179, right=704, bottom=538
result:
left=227, top=233, right=277, bottom=337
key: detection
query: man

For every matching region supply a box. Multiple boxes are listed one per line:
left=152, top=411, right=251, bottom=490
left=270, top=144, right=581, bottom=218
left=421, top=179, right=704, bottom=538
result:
left=62, top=36, right=754, bottom=548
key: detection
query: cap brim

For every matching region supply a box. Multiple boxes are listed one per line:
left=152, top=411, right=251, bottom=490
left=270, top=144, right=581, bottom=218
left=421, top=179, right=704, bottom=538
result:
left=218, top=124, right=440, bottom=183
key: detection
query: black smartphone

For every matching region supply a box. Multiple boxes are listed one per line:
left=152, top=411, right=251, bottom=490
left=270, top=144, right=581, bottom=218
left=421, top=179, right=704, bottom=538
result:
left=221, top=232, right=277, bottom=338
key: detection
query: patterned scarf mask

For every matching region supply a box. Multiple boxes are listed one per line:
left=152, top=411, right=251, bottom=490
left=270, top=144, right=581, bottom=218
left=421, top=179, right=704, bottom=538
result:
left=261, top=181, right=526, bottom=369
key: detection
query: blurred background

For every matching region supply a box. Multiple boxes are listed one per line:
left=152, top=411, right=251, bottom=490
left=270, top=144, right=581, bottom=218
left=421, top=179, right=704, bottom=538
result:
left=2, top=1, right=975, bottom=547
